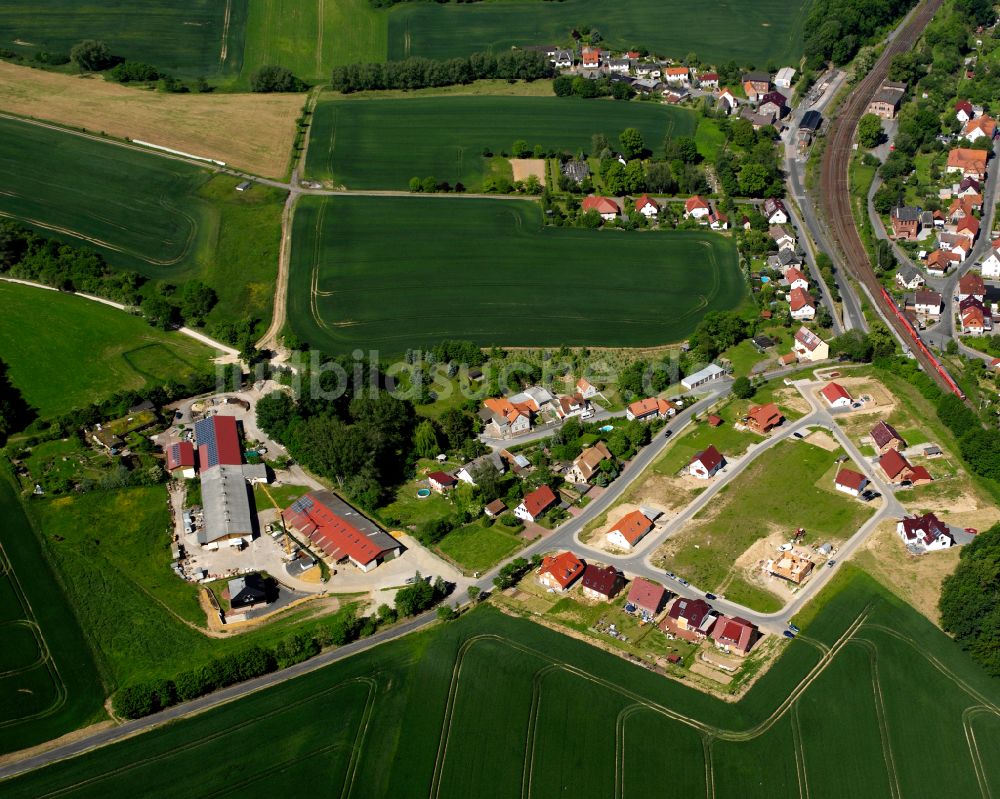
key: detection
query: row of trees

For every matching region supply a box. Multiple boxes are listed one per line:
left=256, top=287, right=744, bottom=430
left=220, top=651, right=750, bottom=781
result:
left=940, top=523, right=1000, bottom=676
left=0, top=359, right=35, bottom=446
left=330, top=51, right=552, bottom=93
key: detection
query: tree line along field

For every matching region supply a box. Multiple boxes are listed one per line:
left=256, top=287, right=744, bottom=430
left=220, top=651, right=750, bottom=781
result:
left=287, top=195, right=744, bottom=356
left=387, top=0, right=811, bottom=66
left=0, top=0, right=246, bottom=79
left=4, top=569, right=1000, bottom=797
left=0, top=117, right=285, bottom=329
left=0, top=283, right=217, bottom=418
left=0, top=469, right=104, bottom=756
left=305, top=95, right=698, bottom=191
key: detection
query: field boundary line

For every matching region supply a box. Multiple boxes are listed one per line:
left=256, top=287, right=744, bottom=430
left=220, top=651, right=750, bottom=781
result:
left=703, top=736, right=715, bottom=799
left=0, top=619, right=47, bottom=678
left=850, top=638, right=900, bottom=799
left=790, top=702, right=810, bottom=799
left=522, top=664, right=559, bottom=799
left=962, top=706, right=995, bottom=799
left=220, top=0, right=232, bottom=64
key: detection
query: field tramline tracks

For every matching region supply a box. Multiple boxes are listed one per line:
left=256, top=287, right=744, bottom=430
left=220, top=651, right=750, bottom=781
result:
left=819, top=0, right=953, bottom=393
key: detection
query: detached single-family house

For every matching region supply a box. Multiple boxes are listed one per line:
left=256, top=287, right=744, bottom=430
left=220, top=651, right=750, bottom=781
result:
left=662, top=597, right=717, bottom=641
left=481, top=397, right=533, bottom=439
left=166, top=441, right=196, bottom=479
left=708, top=209, right=729, bottom=230
left=959, top=272, right=986, bottom=301
left=763, top=198, right=788, bottom=225
left=576, top=377, right=599, bottom=399
left=962, top=304, right=987, bottom=334
left=955, top=99, right=975, bottom=123
left=427, top=471, right=457, bottom=493
left=962, top=115, right=998, bottom=142
left=939, top=232, right=974, bottom=261
left=895, top=264, right=925, bottom=290
left=820, top=381, right=853, bottom=408
left=684, top=195, right=711, bottom=219
left=897, top=513, right=954, bottom=552
left=626, top=397, right=673, bottom=421
left=770, top=225, right=796, bottom=251
left=538, top=551, right=585, bottom=591
left=568, top=441, right=613, bottom=483
left=879, top=449, right=932, bottom=484
left=759, top=90, right=788, bottom=120
left=742, top=70, right=770, bottom=95
left=746, top=403, right=784, bottom=434
left=957, top=216, right=980, bottom=240
left=793, top=326, right=829, bottom=362
left=789, top=287, right=816, bottom=320
left=870, top=421, right=906, bottom=453
left=228, top=573, right=271, bottom=611
left=835, top=468, right=869, bottom=497
left=698, top=71, right=719, bottom=88
left=946, top=148, right=988, bottom=180
left=681, top=363, right=727, bottom=390
left=553, top=49, right=574, bottom=68
left=926, top=249, right=960, bottom=276
left=912, top=289, right=943, bottom=318
left=664, top=65, right=690, bottom=84
left=718, top=87, right=738, bottom=114
left=768, top=248, right=803, bottom=271
left=606, top=509, right=656, bottom=551
left=582, top=195, right=620, bottom=221
left=712, top=615, right=759, bottom=656
left=515, top=485, right=559, bottom=523
left=484, top=499, right=507, bottom=519
left=979, top=248, right=1000, bottom=278
left=689, top=445, right=725, bottom=479
left=635, top=194, right=659, bottom=218
left=769, top=551, right=814, bottom=583
left=627, top=578, right=668, bottom=616
left=581, top=564, right=625, bottom=601
left=581, top=47, right=600, bottom=69
left=456, top=452, right=505, bottom=486
left=891, top=206, right=921, bottom=240
left=785, top=267, right=809, bottom=291
left=608, top=57, right=631, bottom=74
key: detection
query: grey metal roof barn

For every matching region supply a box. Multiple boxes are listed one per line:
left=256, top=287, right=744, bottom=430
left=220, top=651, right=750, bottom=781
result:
left=198, top=465, right=256, bottom=544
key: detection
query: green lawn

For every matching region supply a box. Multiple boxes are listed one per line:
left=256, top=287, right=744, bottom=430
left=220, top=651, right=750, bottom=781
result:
left=660, top=440, right=874, bottom=601
left=26, top=485, right=360, bottom=691
left=695, top=117, right=728, bottom=162
left=437, top=521, right=523, bottom=573
left=305, top=94, right=698, bottom=190
left=0, top=0, right=245, bottom=80
left=288, top=195, right=744, bottom=355
left=254, top=482, right=311, bottom=511
left=239, top=0, right=386, bottom=85
left=652, top=411, right=759, bottom=477
left=4, top=569, right=1000, bottom=798
left=0, top=283, right=215, bottom=418
left=388, top=0, right=811, bottom=65
left=0, top=117, right=286, bottom=330
left=0, top=468, right=105, bottom=755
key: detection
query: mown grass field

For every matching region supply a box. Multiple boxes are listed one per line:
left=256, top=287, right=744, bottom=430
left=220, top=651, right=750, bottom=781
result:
left=288, top=196, right=744, bottom=355
left=0, top=117, right=285, bottom=329
left=0, top=0, right=245, bottom=79
left=305, top=95, right=698, bottom=190
left=25, top=485, right=361, bottom=693
left=0, top=468, right=105, bottom=756
left=4, top=569, right=1000, bottom=797
left=239, top=0, right=387, bottom=84
left=0, top=283, right=215, bottom=418
left=436, top=520, right=524, bottom=572
left=388, top=0, right=810, bottom=65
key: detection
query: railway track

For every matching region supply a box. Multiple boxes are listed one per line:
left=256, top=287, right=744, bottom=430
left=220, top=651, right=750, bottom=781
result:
left=818, top=0, right=962, bottom=396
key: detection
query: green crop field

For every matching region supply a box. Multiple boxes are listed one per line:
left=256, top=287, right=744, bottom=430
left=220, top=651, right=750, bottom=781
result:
left=0, top=117, right=285, bottom=329
left=0, top=469, right=104, bottom=756
left=4, top=569, right=1000, bottom=797
left=388, top=0, right=811, bottom=65
left=305, top=95, right=698, bottom=190
left=240, top=0, right=386, bottom=85
left=288, top=195, right=744, bottom=355
left=0, top=0, right=246, bottom=79
left=0, top=282, right=216, bottom=418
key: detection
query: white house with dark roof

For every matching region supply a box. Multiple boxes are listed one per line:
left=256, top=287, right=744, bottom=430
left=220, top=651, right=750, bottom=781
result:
left=897, top=513, right=954, bottom=553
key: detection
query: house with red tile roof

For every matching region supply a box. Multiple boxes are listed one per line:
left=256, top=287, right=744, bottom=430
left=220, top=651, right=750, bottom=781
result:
left=879, top=449, right=933, bottom=484
left=580, top=564, right=624, bottom=601
left=284, top=491, right=401, bottom=572
left=606, top=509, right=655, bottom=551
left=834, top=467, right=869, bottom=497
left=635, top=194, right=659, bottom=218
left=581, top=47, right=600, bottom=68
left=785, top=267, right=809, bottom=291
left=698, top=71, right=719, bottom=87
left=820, top=382, right=852, bottom=408
left=689, top=445, right=725, bottom=479
left=568, top=441, right=613, bottom=483
left=712, top=616, right=759, bottom=656
left=962, top=305, right=987, bottom=335
left=514, top=484, right=559, bottom=522
left=626, top=578, right=668, bottom=616
left=718, top=87, right=738, bottom=114
left=582, top=195, right=620, bottom=220
left=946, top=147, right=988, bottom=180
left=897, top=513, right=953, bottom=552
left=664, top=65, right=690, bottom=84
left=746, top=403, right=783, bottom=434
left=870, top=421, right=906, bottom=453
left=576, top=377, right=599, bottom=398
left=538, top=551, right=585, bottom=591
left=962, top=115, right=998, bottom=142
left=789, top=287, right=816, bottom=320
left=959, top=272, right=986, bottom=301
left=626, top=397, right=673, bottom=421
left=684, top=195, right=711, bottom=219
left=481, top=396, right=533, bottom=439
left=955, top=99, right=975, bottom=122
left=427, top=471, right=457, bottom=493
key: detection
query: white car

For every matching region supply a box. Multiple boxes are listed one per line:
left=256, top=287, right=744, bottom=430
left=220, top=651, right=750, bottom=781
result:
left=778, top=543, right=793, bottom=552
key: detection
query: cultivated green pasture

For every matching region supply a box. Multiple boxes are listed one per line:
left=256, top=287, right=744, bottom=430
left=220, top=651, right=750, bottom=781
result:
left=0, top=117, right=285, bottom=328
left=239, top=0, right=387, bottom=84
left=0, top=469, right=104, bottom=755
left=0, top=282, right=215, bottom=417
left=388, top=0, right=810, bottom=65
left=0, top=0, right=245, bottom=79
left=4, top=570, right=1000, bottom=796
left=305, top=95, right=698, bottom=190
left=288, top=196, right=744, bottom=355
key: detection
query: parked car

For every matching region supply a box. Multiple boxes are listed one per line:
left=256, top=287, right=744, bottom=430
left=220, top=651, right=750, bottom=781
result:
left=827, top=559, right=836, bottom=568
left=792, top=432, right=804, bottom=439
left=664, top=429, right=673, bottom=438
left=665, top=572, right=677, bottom=580
left=705, top=593, right=717, bottom=600
left=787, top=623, right=801, bottom=633
left=783, top=630, right=796, bottom=639
left=677, top=578, right=690, bottom=586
